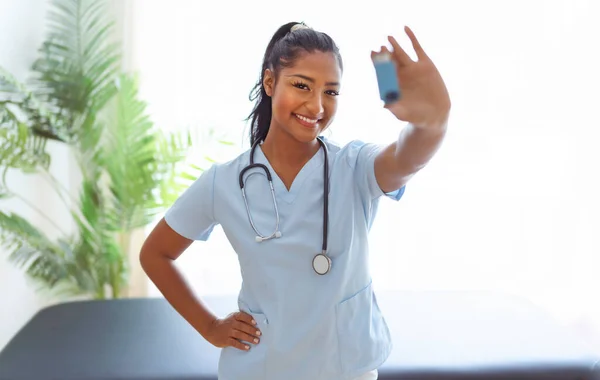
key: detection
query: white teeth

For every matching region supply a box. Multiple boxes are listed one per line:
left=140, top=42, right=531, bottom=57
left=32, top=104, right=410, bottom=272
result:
left=295, top=114, right=318, bottom=124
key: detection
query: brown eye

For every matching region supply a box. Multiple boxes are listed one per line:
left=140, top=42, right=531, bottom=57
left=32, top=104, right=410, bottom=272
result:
left=293, top=82, right=309, bottom=90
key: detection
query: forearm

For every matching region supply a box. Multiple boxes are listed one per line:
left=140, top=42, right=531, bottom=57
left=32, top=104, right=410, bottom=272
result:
left=393, top=118, right=448, bottom=175
left=140, top=254, right=217, bottom=338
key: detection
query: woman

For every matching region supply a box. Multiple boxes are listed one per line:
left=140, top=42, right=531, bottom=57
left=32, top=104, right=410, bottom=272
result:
left=140, top=21, right=450, bottom=380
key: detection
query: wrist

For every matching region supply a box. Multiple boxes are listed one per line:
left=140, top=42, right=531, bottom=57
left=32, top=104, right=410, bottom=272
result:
left=411, top=111, right=450, bottom=131
left=412, top=119, right=448, bottom=132
left=195, top=312, right=219, bottom=338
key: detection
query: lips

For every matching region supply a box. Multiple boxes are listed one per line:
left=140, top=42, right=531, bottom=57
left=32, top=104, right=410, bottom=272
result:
left=294, top=113, right=320, bottom=128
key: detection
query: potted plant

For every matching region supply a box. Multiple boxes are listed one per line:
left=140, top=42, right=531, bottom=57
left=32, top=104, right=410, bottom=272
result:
left=0, top=0, right=214, bottom=299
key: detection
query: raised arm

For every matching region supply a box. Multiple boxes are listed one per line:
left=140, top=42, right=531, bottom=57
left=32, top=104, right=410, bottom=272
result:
left=372, top=26, right=451, bottom=193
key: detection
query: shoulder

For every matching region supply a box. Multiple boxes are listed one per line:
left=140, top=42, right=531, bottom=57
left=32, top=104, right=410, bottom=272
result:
left=321, top=136, right=382, bottom=168
left=194, top=148, right=251, bottom=201
left=177, top=148, right=250, bottom=200
left=203, top=147, right=252, bottom=179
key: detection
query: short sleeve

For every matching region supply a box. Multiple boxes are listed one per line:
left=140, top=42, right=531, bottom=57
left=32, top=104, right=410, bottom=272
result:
left=164, top=164, right=218, bottom=241
left=346, top=140, right=406, bottom=202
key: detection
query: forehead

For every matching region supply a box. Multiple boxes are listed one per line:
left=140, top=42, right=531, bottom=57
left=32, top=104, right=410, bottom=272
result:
left=281, top=51, right=342, bottom=83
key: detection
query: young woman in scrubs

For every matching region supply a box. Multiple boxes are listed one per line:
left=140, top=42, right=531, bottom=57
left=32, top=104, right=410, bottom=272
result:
left=140, top=21, right=450, bottom=380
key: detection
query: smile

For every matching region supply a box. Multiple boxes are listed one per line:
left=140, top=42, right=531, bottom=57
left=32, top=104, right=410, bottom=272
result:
left=294, top=113, right=320, bottom=127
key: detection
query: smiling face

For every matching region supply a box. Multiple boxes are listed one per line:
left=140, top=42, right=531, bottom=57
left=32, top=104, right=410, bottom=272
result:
left=263, top=51, right=342, bottom=144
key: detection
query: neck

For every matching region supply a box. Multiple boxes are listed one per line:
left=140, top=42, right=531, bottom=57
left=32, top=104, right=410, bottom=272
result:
left=260, top=128, right=320, bottom=168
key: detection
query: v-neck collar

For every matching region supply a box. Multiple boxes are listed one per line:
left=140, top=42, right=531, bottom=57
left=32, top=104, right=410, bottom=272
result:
left=255, top=142, right=325, bottom=204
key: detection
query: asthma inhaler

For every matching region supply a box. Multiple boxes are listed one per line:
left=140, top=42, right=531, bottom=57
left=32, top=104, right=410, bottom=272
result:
left=373, top=52, right=401, bottom=103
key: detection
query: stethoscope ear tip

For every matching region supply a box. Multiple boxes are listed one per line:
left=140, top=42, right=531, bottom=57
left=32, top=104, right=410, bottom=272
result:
left=275, top=231, right=282, bottom=238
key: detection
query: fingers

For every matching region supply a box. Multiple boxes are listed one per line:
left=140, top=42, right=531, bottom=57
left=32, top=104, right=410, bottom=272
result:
left=387, top=26, right=428, bottom=65
left=227, top=336, right=251, bottom=351
left=232, top=323, right=261, bottom=344
left=234, top=313, right=261, bottom=340
left=404, top=25, right=428, bottom=60
left=229, top=312, right=262, bottom=351
left=234, top=311, right=257, bottom=327
left=387, top=35, right=413, bottom=66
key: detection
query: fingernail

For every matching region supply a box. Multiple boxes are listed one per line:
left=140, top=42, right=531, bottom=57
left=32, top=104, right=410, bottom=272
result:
left=256, top=330, right=261, bottom=336
left=252, top=319, right=256, bottom=325
left=245, top=345, right=250, bottom=350
left=254, top=338, right=259, bottom=343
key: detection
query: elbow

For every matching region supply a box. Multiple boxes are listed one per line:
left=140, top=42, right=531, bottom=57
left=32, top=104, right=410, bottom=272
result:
left=139, top=244, right=151, bottom=274
left=139, top=241, right=176, bottom=276
left=139, top=240, right=160, bottom=274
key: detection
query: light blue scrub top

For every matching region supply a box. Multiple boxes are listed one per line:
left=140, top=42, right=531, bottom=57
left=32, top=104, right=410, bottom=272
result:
left=165, top=138, right=405, bottom=380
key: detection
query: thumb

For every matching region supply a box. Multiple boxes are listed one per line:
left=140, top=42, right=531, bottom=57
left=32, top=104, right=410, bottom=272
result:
left=384, top=101, right=410, bottom=121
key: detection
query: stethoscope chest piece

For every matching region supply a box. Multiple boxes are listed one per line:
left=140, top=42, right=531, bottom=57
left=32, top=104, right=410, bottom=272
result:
left=312, top=253, right=331, bottom=275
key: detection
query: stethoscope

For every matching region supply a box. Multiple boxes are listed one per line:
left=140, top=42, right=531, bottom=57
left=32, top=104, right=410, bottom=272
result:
left=238, top=137, right=331, bottom=275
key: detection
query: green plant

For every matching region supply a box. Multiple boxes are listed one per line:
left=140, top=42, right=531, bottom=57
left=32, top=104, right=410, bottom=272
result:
left=0, top=0, right=213, bottom=299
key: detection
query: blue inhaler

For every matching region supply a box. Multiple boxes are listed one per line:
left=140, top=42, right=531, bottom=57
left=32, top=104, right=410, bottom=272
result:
left=373, top=52, right=401, bottom=103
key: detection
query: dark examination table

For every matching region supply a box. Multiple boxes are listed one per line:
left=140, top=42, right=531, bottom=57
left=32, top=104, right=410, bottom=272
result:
left=1, top=290, right=599, bottom=380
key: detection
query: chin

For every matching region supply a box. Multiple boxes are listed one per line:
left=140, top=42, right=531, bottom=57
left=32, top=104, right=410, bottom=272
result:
left=291, top=128, right=323, bottom=144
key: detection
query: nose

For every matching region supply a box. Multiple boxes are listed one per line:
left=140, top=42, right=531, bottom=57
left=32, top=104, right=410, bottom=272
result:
left=306, top=92, right=324, bottom=117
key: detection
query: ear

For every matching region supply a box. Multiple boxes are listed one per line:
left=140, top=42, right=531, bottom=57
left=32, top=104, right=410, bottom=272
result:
left=263, top=68, right=275, bottom=97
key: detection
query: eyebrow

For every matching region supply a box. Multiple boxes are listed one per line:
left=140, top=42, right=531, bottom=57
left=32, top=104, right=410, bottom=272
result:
left=286, top=74, right=340, bottom=87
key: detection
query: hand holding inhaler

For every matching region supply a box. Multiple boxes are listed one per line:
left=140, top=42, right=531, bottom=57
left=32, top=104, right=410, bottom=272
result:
left=371, top=26, right=451, bottom=130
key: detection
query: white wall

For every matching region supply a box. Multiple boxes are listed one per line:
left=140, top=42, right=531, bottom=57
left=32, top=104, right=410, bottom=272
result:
left=134, top=0, right=600, bottom=354
left=0, top=0, right=75, bottom=351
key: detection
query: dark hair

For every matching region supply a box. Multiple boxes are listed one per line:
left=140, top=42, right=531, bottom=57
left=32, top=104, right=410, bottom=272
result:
left=246, top=22, right=343, bottom=146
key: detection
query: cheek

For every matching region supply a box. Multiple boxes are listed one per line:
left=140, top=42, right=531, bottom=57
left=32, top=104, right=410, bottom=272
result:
left=273, top=91, right=301, bottom=118
left=325, top=98, right=338, bottom=118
